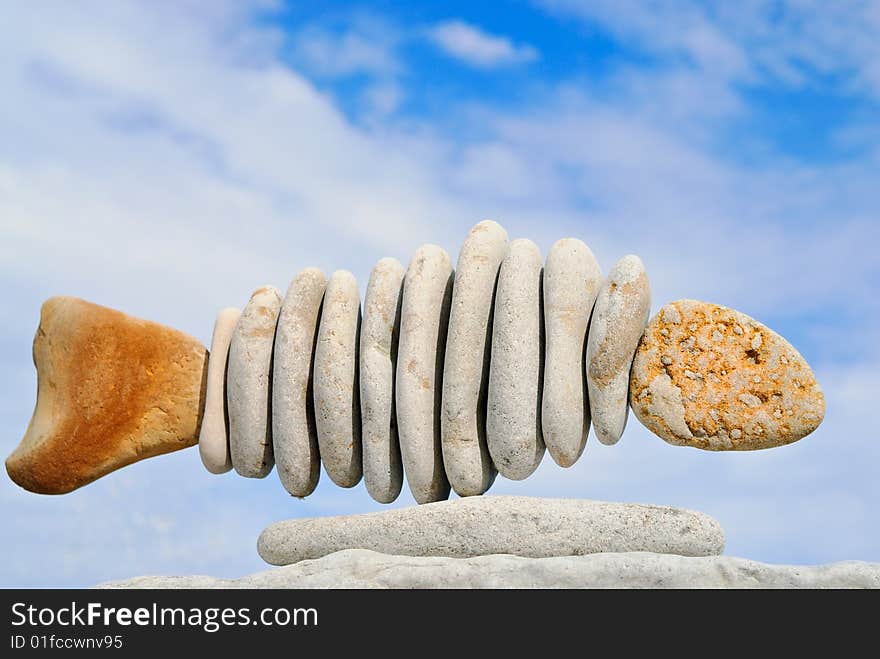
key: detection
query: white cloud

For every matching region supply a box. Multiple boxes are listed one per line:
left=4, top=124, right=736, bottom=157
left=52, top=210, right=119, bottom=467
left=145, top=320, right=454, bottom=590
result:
left=291, top=18, right=400, bottom=78
left=427, top=20, right=538, bottom=68
left=538, top=0, right=880, bottom=96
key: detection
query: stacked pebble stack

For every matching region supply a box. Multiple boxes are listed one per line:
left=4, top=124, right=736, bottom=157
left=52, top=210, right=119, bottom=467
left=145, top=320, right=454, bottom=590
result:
left=198, top=220, right=824, bottom=503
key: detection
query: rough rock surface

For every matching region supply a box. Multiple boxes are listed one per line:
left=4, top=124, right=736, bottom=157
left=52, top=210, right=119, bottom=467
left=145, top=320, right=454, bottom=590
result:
left=273, top=268, right=327, bottom=497
left=360, top=257, right=405, bottom=504
left=199, top=307, right=241, bottom=474
left=396, top=245, right=454, bottom=504
left=586, top=255, right=650, bottom=446
left=257, top=496, right=724, bottom=565
left=542, top=238, right=602, bottom=467
left=7, top=296, right=208, bottom=495
left=100, top=549, right=880, bottom=589
left=227, top=286, right=282, bottom=478
left=313, top=270, right=362, bottom=487
left=630, top=299, right=825, bottom=450
left=487, top=240, right=546, bottom=480
left=441, top=220, right=507, bottom=497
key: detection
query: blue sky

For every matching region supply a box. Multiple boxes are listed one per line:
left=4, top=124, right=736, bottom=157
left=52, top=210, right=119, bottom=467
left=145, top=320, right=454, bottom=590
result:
left=1, top=1, right=879, bottom=586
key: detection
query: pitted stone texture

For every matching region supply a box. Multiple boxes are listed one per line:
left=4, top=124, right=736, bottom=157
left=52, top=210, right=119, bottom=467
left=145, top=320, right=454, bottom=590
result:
left=257, top=496, right=724, bottom=565
left=273, top=268, right=326, bottom=497
left=487, top=239, right=545, bottom=480
left=100, top=550, right=880, bottom=589
left=228, top=286, right=282, bottom=478
left=396, top=245, right=453, bottom=504
left=257, top=496, right=724, bottom=564
left=360, top=257, right=405, bottom=504
left=587, top=255, right=651, bottom=446
left=199, top=307, right=240, bottom=474
left=6, top=297, right=208, bottom=495
left=630, top=299, right=825, bottom=450
left=442, top=220, right=508, bottom=496
left=314, top=271, right=362, bottom=487
left=542, top=238, right=602, bottom=467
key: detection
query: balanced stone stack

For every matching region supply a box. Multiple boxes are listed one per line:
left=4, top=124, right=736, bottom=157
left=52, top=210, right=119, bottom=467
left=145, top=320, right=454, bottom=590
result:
left=193, top=220, right=825, bottom=504
left=5, top=221, right=825, bottom=497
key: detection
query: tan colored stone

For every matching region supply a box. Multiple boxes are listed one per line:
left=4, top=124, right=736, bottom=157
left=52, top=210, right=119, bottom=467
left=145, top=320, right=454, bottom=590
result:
left=6, top=297, right=208, bottom=494
left=629, top=299, right=825, bottom=450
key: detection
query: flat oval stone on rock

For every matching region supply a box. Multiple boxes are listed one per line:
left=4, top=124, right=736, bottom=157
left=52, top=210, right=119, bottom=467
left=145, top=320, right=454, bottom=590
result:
left=273, top=268, right=327, bottom=497
left=199, top=307, right=241, bottom=474
left=257, top=496, right=725, bottom=565
left=441, top=220, right=508, bottom=496
left=630, top=299, right=825, bottom=450
left=542, top=238, right=602, bottom=467
left=314, top=270, right=362, bottom=488
left=487, top=239, right=545, bottom=480
left=586, top=255, right=651, bottom=446
left=397, top=245, right=454, bottom=504
left=228, top=286, right=282, bottom=478
left=360, top=257, right=405, bottom=504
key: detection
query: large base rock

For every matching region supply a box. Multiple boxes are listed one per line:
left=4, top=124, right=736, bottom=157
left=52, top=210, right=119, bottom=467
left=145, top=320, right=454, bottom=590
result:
left=99, top=549, right=880, bottom=589
left=257, top=496, right=725, bottom=564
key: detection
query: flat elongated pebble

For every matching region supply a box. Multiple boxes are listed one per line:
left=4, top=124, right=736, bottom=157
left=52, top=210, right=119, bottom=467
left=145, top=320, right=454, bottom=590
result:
left=587, top=255, right=651, bottom=445
left=487, top=239, right=545, bottom=480
left=273, top=268, right=326, bottom=497
left=360, top=258, right=405, bottom=504
left=542, top=238, right=602, bottom=466
left=630, top=299, right=825, bottom=450
left=257, top=496, right=725, bottom=564
left=313, top=271, right=362, bottom=487
left=441, top=220, right=508, bottom=496
left=396, top=245, right=453, bottom=504
left=199, top=307, right=241, bottom=474
left=228, top=286, right=282, bottom=478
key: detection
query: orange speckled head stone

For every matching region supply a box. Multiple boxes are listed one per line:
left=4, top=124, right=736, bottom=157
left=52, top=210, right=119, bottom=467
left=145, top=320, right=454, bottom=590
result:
left=629, top=299, right=825, bottom=450
left=6, top=297, right=208, bottom=494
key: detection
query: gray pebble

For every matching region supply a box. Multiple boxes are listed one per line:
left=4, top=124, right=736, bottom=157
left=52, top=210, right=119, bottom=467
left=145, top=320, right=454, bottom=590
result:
left=587, top=255, right=651, bottom=445
left=228, top=286, right=282, bottom=478
left=313, top=270, right=362, bottom=488
left=360, top=258, right=405, bottom=504
left=441, top=220, right=508, bottom=496
left=487, top=239, right=545, bottom=480
left=542, top=238, right=602, bottom=467
left=396, top=245, right=453, bottom=504
left=273, top=268, right=326, bottom=497
left=198, top=307, right=240, bottom=474
left=257, top=496, right=725, bottom=564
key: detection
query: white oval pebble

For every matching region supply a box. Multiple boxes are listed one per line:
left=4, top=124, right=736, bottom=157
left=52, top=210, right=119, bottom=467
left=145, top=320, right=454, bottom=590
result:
left=313, top=270, right=362, bottom=488
left=360, top=257, right=405, bottom=504
left=228, top=286, right=282, bottom=478
left=542, top=238, right=602, bottom=467
left=487, top=239, right=545, bottom=480
left=396, top=245, right=453, bottom=504
left=273, top=268, right=327, bottom=497
left=441, top=220, right=508, bottom=496
left=586, top=255, right=651, bottom=445
left=198, top=307, right=241, bottom=474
